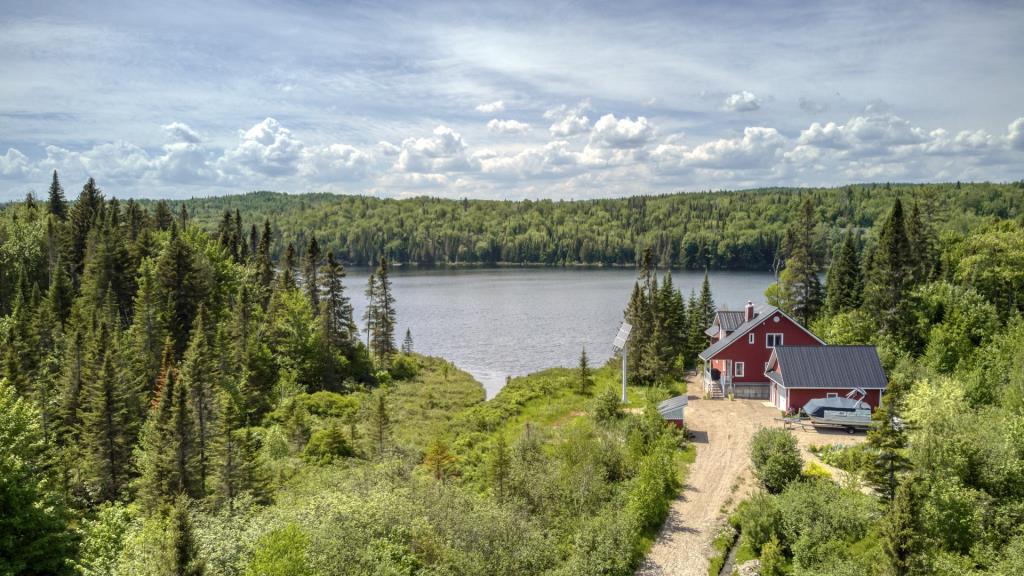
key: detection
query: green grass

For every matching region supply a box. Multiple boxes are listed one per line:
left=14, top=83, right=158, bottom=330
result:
left=389, top=355, right=486, bottom=453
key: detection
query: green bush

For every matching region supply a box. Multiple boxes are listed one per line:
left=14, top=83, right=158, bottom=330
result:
left=593, top=388, right=622, bottom=423
left=734, top=492, right=783, bottom=553
left=246, top=524, right=311, bottom=576
left=303, top=426, right=354, bottom=463
left=749, top=428, right=803, bottom=494
left=759, top=536, right=786, bottom=576
left=389, top=353, right=419, bottom=381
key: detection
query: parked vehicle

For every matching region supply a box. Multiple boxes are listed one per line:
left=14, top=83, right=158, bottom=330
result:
left=801, top=388, right=872, bottom=432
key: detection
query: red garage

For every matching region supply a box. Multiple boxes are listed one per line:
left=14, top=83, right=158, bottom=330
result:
left=764, top=345, right=888, bottom=414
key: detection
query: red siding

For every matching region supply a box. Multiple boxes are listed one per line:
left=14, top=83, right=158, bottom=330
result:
left=710, top=312, right=823, bottom=383
left=784, top=388, right=882, bottom=412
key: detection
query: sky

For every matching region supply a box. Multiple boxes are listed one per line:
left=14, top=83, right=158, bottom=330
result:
left=1, top=0, right=1023, bottom=201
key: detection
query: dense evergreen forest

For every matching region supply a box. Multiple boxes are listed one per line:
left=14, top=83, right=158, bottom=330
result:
left=140, top=181, right=1021, bottom=269
left=2, top=172, right=1023, bottom=575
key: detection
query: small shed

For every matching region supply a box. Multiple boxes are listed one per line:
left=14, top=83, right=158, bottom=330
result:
left=657, top=395, right=688, bottom=428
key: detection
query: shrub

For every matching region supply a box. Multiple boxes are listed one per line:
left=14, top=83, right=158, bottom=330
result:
left=759, top=536, right=786, bottom=576
left=303, top=426, right=354, bottom=463
left=246, top=524, right=311, bottom=576
left=734, top=492, right=783, bottom=554
left=389, top=354, right=419, bottom=381
left=749, top=428, right=803, bottom=494
left=593, top=388, right=621, bottom=423
left=802, top=461, right=832, bottom=480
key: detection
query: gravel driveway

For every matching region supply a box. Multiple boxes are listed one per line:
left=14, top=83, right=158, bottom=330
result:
left=636, top=377, right=866, bottom=576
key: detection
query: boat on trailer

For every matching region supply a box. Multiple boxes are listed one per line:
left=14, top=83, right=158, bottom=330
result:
left=801, top=388, right=872, bottom=432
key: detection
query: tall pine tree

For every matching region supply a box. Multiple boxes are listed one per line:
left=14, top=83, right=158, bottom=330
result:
left=825, top=231, right=862, bottom=315
left=863, top=199, right=915, bottom=339
left=47, top=170, right=67, bottom=220
left=777, top=198, right=824, bottom=325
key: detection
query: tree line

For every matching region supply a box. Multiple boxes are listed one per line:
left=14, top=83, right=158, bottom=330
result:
left=134, top=180, right=1022, bottom=270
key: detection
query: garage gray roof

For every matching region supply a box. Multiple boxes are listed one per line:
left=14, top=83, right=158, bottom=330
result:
left=771, top=346, right=887, bottom=389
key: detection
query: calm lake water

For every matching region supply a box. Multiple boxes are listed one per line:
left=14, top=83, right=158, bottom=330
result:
left=343, top=268, right=775, bottom=398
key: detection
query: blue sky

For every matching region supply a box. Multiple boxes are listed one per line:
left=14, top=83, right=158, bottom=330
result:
left=1, top=0, right=1023, bottom=200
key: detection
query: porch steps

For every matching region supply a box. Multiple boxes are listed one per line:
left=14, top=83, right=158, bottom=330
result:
left=708, top=382, right=725, bottom=399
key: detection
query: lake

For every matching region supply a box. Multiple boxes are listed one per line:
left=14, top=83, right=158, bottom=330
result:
left=343, top=268, right=776, bottom=398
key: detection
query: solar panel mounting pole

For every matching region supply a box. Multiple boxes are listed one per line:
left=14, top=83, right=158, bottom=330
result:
left=612, top=322, right=632, bottom=405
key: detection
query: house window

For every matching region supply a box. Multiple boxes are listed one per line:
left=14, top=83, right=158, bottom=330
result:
left=826, top=392, right=838, bottom=398
left=735, top=362, right=745, bottom=377
left=766, top=333, right=784, bottom=348
left=748, top=333, right=755, bottom=344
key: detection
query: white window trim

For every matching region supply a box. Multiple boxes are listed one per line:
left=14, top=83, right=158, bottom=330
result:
left=826, top=392, right=838, bottom=398
left=734, top=362, right=745, bottom=377
left=748, top=333, right=755, bottom=344
left=766, top=333, right=784, bottom=348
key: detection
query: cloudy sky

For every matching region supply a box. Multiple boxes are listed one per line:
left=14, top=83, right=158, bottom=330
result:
left=1, top=0, right=1023, bottom=201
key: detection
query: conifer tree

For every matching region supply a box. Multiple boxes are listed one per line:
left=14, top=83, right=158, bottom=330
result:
left=866, top=386, right=909, bottom=502
left=153, top=200, right=174, bottom=231
left=45, top=260, right=74, bottom=326
left=78, top=322, right=131, bottom=503
left=365, top=388, right=392, bottom=458
left=367, top=257, right=397, bottom=365
left=863, top=199, right=915, bottom=339
left=64, top=177, right=104, bottom=281
left=179, top=309, right=217, bottom=496
left=880, top=478, right=924, bottom=576
left=686, top=290, right=706, bottom=364
left=153, top=224, right=205, bottom=357
left=906, top=201, right=937, bottom=285
left=402, top=328, right=414, bottom=354
left=164, top=495, right=205, bottom=576
left=578, top=347, right=593, bottom=395
left=777, top=198, right=824, bottom=325
left=624, top=281, right=647, bottom=384
left=47, top=170, right=67, bottom=220
left=304, top=236, right=321, bottom=314
left=280, top=243, right=297, bottom=291
left=136, top=350, right=201, bottom=510
left=257, top=219, right=274, bottom=298
left=322, top=252, right=356, bottom=352
left=696, top=272, right=716, bottom=333
left=209, top=386, right=267, bottom=509
left=825, top=232, right=862, bottom=315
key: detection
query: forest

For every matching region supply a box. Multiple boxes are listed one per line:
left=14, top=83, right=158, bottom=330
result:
left=133, top=181, right=1022, bottom=270
left=1, top=171, right=1023, bottom=575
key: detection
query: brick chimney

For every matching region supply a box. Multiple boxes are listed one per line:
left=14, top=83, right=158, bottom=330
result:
left=745, top=300, right=754, bottom=322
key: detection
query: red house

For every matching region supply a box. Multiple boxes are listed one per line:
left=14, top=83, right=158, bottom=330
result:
left=698, top=301, right=825, bottom=399
left=765, top=346, right=887, bottom=413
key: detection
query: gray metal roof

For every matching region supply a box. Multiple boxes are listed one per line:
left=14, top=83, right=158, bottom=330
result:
left=772, top=346, right=887, bottom=389
left=704, top=326, right=719, bottom=337
left=657, top=395, right=688, bottom=417
left=716, top=311, right=747, bottom=332
left=698, top=304, right=778, bottom=361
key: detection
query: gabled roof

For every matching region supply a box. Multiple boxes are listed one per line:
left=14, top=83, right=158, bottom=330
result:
left=698, top=305, right=826, bottom=361
left=657, top=395, right=688, bottom=418
left=699, top=304, right=774, bottom=360
left=715, top=311, right=747, bottom=333
left=766, top=346, right=887, bottom=389
left=704, top=326, right=719, bottom=337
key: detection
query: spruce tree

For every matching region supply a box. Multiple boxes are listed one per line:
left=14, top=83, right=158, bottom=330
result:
left=489, top=434, right=510, bottom=504
left=153, top=224, right=205, bottom=357
left=64, top=177, right=104, bottom=281
left=863, top=199, right=915, bottom=339
left=824, top=231, right=862, bottom=315
left=365, top=388, right=392, bottom=458
left=697, top=272, right=716, bottom=333
left=47, top=170, right=67, bottom=220
left=578, top=347, right=593, bottom=395
left=257, top=219, right=274, bottom=298
left=322, top=252, right=356, bottom=351
left=164, top=495, right=205, bottom=576
left=280, top=243, right=297, bottom=291
left=209, top=387, right=267, bottom=509
left=686, top=289, right=706, bottom=365
left=367, top=257, right=397, bottom=366
left=777, top=198, right=824, bottom=325
left=865, top=386, right=909, bottom=502
left=402, top=328, right=414, bottom=354
left=623, top=281, right=647, bottom=384
left=136, top=350, right=201, bottom=510
left=303, top=236, right=321, bottom=314
left=880, top=478, right=924, bottom=576
left=78, top=322, right=131, bottom=503
left=179, top=310, right=218, bottom=497
left=906, top=201, right=937, bottom=285
left=153, top=200, right=173, bottom=231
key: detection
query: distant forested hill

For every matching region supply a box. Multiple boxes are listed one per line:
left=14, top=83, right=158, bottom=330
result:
left=148, top=182, right=1024, bottom=270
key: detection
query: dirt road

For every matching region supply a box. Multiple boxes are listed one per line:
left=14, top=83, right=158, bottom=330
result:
left=636, top=377, right=866, bottom=576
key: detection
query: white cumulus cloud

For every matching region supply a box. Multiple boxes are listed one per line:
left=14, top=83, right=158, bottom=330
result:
left=487, top=119, right=531, bottom=134
left=0, top=148, right=31, bottom=177
left=589, top=114, right=655, bottom=149
left=475, top=100, right=505, bottom=113
left=394, top=125, right=477, bottom=174
left=722, top=91, right=761, bottom=112
left=220, top=117, right=306, bottom=177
